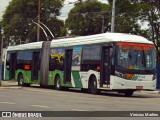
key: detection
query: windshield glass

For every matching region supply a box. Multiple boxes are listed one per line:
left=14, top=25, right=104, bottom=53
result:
left=117, top=42, right=156, bottom=70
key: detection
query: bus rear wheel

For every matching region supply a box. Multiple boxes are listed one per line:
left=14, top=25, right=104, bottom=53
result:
left=54, top=75, right=61, bottom=90
left=88, top=76, right=99, bottom=94
left=124, top=90, right=134, bottom=97
left=18, top=74, right=23, bottom=86
left=23, top=83, right=30, bottom=87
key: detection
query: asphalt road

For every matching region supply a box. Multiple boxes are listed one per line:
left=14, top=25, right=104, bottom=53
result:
left=0, top=85, right=160, bottom=120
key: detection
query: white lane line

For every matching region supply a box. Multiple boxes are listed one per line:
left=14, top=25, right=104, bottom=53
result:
left=72, top=109, right=90, bottom=111
left=31, top=105, right=50, bottom=108
left=0, top=102, right=16, bottom=104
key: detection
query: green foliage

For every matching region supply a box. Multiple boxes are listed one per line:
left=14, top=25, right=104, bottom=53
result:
left=1, top=0, right=64, bottom=47
left=65, top=0, right=111, bottom=36
left=132, top=0, right=160, bottom=51
left=65, top=0, right=153, bottom=36
left=0, top=23, right=1, bottom=42
left=108, top=0, right=159, bottom=52
left=109, top=0, right=142, bottom=34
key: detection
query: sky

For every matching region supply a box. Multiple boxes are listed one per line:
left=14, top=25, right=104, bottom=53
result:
left=0, top=0, right=11, bottom=20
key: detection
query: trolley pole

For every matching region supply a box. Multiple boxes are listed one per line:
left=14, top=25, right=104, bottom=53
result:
left=37, top=0, right=40, bottom=41
left=111, top=0, right=116, bottom=32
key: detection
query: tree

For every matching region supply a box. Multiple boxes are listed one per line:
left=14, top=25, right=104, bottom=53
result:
left=65, top=0, right=111, bottom=36
left=135, top=0, right=160, bottom=51
left=1, top=0, right=64, bottom=47
left=108, top=0, right=143, bottom=34
left=108, top=0, right=159, bottom=51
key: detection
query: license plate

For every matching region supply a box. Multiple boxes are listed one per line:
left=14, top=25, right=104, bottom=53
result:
left=136, top=86, right=143, bottom=90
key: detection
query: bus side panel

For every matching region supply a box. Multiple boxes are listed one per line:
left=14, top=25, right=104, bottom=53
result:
left=48, top=71, right=55, bottom=85
left=110, top=76, right=126, bottom=90
left=48, top=69, right=72, bottom=87
left=71, top=71, right=83, bottom=88
left=71, top=70, right=100, bottom=89
left=5, top=69, right=9, bottom=80
left=15, top=69, right=32, bottom=84
left=48, top=70, right=59, bottom=86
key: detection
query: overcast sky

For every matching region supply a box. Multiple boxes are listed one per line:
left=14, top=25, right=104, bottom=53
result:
left=0, top=0, right=12, bottom=20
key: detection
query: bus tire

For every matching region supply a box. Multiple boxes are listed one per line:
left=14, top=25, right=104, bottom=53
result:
left=81, top=88, right=87, bottom=93
left=61, top=87, right=69, bottom=91
left=124, top=90, right=134, bottom=97
left=23, top=83, right=30, bottom=87
left=88, top=76, right=99, bottom=94
left=54, top=75, right=61, bottom=90
left=40, top=84, right=45, bottom=88
left=18, top=74, right=23, bottom=86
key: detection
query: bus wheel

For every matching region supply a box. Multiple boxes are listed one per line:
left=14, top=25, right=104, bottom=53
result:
left=88, top=76, right=99, bottom=94
left=40, top=84, right=45, bottom=88
left=18, top=74, right=23, bottom=86
left=81, top=88, right=87, bottom=93
left=124, top=91, right=134, bottom=97
left=23, top=83, right=30, bottom=87
left=54, top=75, right=61, bottom=90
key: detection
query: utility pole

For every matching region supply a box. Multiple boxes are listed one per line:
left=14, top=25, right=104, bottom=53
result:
left=101, top=14, right=105, bottom=33
left=37, top=0, right=40, bottom=41
left=0, top=28, right=3, bottom=86
left=111, top=0, right=116, bottom=32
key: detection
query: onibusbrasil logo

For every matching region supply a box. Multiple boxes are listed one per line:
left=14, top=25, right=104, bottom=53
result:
left=1, top=112, right=42, bottom=118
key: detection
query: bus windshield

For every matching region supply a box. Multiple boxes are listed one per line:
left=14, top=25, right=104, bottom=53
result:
left=116, top=42, right=156, bottom=70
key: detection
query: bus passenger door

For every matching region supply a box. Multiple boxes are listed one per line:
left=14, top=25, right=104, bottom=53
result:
left=9, top=53, right=17, bottom=80
left=64, top=49, right=73, bottom=83
left=100, top=47, right=111, bottom=87
left=31, top=52, right=40, bottom=80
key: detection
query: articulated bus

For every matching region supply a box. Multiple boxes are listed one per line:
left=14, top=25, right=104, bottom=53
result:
left=4, top=33, right=157, bottom=96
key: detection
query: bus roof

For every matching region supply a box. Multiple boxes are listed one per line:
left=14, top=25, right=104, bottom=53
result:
left=50, top=32, right=153, bottom=47
left=7, top=33, right=153, bottom=51
left=7, top=41, right=43, bottom=51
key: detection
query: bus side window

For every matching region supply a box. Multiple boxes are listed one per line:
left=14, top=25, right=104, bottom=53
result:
left=81, top=45, right=90, bottom=71
left=81, top=45, right=100, bottom=71
left=49, top=48, right=65, bottom=70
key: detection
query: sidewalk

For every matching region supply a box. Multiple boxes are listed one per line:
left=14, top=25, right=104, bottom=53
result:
left=1, top=80, right=17, bottom=86
left=0, top=80, right=21, bottom=88
left=136, top=90, right=160, bottom=95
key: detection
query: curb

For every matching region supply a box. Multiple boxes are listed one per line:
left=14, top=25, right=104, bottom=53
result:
left=152, top=90, right=160, bottom=94
left=0, top=85, right=22, bottom=89
left=0, top=82, right=22, bottom=89
left=138, top=90, right=160, bottom=95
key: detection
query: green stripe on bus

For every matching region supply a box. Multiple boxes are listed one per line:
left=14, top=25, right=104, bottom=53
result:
left=16, top=69, right=32, bottom=83
left=5, top=69, right=9, bottom=80
left=131, top=75, right=138, bottom=80
left=72, top=71, right=83, bottom=88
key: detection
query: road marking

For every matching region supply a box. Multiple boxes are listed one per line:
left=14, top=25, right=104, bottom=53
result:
left=31, top=105, right=50, bottom=108
left=0, top=102, right=16, bottom=104
left=24, top=88, right=54, bottom=93
left=72, top=109, right=90, bottom=111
